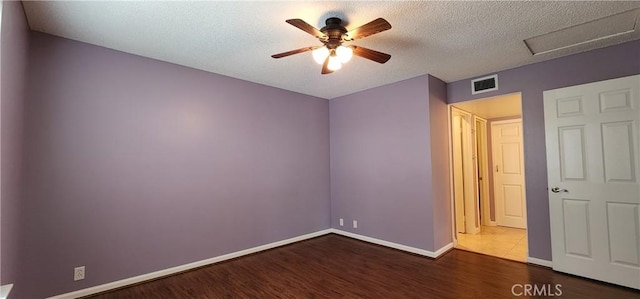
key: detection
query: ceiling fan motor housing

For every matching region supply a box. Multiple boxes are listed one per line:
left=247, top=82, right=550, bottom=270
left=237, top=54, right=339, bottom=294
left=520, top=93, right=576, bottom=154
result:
left=320, top=17, right=347, bottom=49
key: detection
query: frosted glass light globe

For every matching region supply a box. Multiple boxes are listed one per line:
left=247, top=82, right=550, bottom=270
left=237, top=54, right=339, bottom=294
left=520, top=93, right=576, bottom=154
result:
left=336, top=46, right=353, bottom=63
left=327, top=55, right=342, bottom=71
left=312, top=47, right=330, bottom=64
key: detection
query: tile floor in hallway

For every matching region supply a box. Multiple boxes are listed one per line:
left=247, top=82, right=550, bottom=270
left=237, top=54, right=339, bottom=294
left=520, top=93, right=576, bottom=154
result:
left=455, top=225, right=527, bottom=262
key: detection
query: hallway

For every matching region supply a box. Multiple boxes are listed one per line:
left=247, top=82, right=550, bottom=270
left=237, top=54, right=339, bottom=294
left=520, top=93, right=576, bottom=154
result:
left=456, top=225, right=527, bottom=262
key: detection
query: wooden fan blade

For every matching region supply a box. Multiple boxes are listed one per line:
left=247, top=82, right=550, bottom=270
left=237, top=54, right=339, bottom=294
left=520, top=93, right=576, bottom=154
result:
left=271, top=46, right=320, bottom=59
left=352, top=46, right=391, bottom=64
left=345, top=18, right=391, bottom=41
left=286, top=19, right=326, bottom=39
left=321, top=56, right=333, bottom=75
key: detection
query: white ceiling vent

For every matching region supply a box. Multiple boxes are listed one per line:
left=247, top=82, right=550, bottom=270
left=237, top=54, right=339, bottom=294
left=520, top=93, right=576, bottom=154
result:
left=472, top=74, right=498, bottom=95
left=524, top=8, right=640, bottom=55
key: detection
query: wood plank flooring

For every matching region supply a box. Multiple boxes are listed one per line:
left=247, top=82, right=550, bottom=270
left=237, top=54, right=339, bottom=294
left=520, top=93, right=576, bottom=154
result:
left=86, top=234, right=638, bottom=298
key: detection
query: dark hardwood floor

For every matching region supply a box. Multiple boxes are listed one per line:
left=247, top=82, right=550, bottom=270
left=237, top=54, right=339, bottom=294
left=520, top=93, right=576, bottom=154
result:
left=86, top=234, right=638, bottom=298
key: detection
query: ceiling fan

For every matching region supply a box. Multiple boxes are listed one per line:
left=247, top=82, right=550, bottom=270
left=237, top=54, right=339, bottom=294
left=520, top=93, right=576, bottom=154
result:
left=271, top=17, right=392, bottom=74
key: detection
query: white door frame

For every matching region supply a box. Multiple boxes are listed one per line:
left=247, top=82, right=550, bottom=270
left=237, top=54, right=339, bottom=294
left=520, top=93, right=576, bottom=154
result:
left=451, top=109, right=466, bottom=234
left=449, top=106, right=457, bottom=245
left=450, top=107, right=480, bottom=235
left=474, top=116, right=493, bottom=226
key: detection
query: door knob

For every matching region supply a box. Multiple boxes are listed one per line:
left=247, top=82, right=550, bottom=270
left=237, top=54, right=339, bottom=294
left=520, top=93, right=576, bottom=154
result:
left=551, top=187, right=568, bottom=193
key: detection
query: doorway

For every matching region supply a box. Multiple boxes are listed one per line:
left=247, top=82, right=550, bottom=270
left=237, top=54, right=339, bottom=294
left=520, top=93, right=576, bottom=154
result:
left=449, top=93, right=528, bottom=262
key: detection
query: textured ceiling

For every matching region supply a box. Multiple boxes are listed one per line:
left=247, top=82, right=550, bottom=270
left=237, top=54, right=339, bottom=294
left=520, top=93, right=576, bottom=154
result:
left=22, top=1, right=640, bottom=99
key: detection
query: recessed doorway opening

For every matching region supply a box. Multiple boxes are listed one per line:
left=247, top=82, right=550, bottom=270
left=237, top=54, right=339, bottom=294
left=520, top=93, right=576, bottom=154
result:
left=448, top=92, right=528, bottom=262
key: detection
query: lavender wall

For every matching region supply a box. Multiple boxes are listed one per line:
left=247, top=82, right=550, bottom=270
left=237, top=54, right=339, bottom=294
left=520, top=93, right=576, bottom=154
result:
left=19, top=32, right=330, bottom=298
left=427, top=75, right=452, bottom=249
left=448, top=40, right=640, bottom=261
left=0, top=0, right=29, bottom=287
left=10, top=14, right=639, bottom=299
left=330, top=75, right=437, bottom=251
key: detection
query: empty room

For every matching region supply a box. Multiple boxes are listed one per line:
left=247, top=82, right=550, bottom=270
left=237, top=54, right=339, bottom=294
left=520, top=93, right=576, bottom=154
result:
left=2, top=1, right=640, bottom=298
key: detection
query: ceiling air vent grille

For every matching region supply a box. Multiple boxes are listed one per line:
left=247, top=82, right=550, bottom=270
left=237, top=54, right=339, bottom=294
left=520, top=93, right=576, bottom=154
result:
left=472, top=74, right=498, bottom=95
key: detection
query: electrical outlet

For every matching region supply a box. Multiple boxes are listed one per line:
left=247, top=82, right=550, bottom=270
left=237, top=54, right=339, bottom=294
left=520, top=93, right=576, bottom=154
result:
left=353, top=220, right=358, bottom=228
left=339, top=218, right=344, bottom=226
left=74, top=266, right=85, bottom=281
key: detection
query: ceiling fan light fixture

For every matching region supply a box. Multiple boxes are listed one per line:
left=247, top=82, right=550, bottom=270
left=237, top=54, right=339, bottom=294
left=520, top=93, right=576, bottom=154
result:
left=336, top=45, right=353, bottom=63
left=327, top=55, right=342, bottom=71
left=272, top=17, right=392, bottom=74
left=312, top=47, right=330, bottom=64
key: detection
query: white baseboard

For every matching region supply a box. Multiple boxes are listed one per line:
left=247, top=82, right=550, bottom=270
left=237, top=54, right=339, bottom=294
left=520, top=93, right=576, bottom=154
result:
left=527, top=256, right=553, bottom=268
left=47, top=229, right=332, bottom=299
left=47, top=228, right=455, bottom=298
left=1, top=284, right=13, bottom=299
left=433, top=241, right=455, bottom=257
left=329, top=229, right=453, bottom=258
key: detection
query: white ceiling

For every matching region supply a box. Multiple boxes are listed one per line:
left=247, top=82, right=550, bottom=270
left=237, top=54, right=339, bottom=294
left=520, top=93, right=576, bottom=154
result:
left=22, top=1, right=640, bottom=99
left=452, top=93, right=521, bottom=119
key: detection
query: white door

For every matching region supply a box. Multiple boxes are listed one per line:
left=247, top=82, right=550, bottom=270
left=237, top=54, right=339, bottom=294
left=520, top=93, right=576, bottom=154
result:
left=544, top=75, right=640, bottom=289
left=452, top=108, right=479, bottom=234
left=492, top=120, right=527, bottom=229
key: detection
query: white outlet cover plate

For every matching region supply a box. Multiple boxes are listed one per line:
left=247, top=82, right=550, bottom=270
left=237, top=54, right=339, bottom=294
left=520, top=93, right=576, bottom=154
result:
left=74, top=266, right=85, bottom=281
